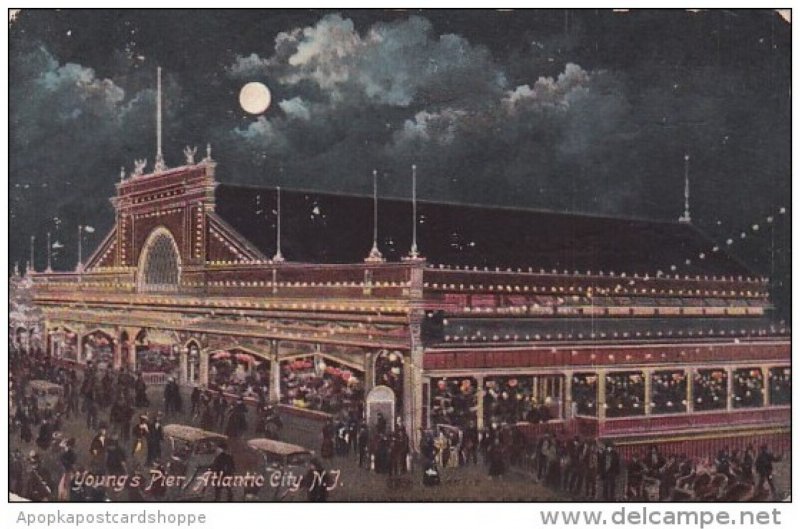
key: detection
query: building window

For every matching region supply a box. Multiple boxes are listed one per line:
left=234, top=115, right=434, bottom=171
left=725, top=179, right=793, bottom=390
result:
left=693, top=369, right=727, bottom=411
left=571, top=373, right=598, bottom=417
left=733, top=367, right=764, bottom=408
left=769, top=367, right=791, bottom=406
left=605, top=371, right=645, bottom=417
left=139, top=229, right=180, bottom=292
left=650, top=370, right=687, bottom=414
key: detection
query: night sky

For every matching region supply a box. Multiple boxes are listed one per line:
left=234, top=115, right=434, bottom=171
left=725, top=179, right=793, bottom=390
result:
left=7, top=9, right=791, bottom=318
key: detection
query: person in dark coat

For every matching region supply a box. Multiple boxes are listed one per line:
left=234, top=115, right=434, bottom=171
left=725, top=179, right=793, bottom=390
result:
left=25, top=452, right=53, bottom=502
left=755, top=445, right=781, bottom=499
left=625, top=455, right=646, bottom=499
left=18, top=408, right=33, bottom=443
left=209, top=441, right=235, bottom=501
left=741, top=444, right=756, bottom=483
left=487, top=438, right=506, bottom=477
left=303, top=458, right=329, bottom=501
left=105, top=437, right=128, bottom=476
left=376, top=412, right=387, bottom=436
left=599, top=442, right=621, bottom=501
left=190, top=386, right=201, bottom=415
left=357, top=424, right=369, bottom=467
left=134, top=374, right=149, bottom=407
left=35, top=418, right=52, bottom=451
left=321, top=419, right=335, bottom=459
left=147, top=414, right=164, bottom=465
left=89, top=424, right=108, bottom=473
left=390, top=427, right=410, bottom=475
left=214, top=393, right=228, bottom=429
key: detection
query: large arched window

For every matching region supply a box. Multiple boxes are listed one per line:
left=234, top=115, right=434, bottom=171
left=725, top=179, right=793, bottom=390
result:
left=138, top=228, right=180, bottom=292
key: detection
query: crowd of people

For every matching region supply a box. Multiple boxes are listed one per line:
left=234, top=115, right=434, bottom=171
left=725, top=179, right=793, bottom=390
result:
left=7, top=338, right=790, bottom=502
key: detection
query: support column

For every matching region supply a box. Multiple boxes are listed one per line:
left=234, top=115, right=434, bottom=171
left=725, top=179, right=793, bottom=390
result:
left=476, top=375, right=485, bottom=429
left=402, top=354, right=413, bottom=430
left=644, top=369, right=652, bottom=416
left=685, top=367, right=694, bottom=413
left=726, top=366, right=734, bottom=411
left=270, top=340, right=281, bottom=403
left=408, top=311, right=425, bottom=452
left=199, top=349, right=209, bottom=386
left=563, top=371, right=573, bottom=419
left=179, top=347, right=188, bottom=385
left=113, top=335, right=123, bottom=370
left=598, top=369, right=607, bottom=420
left=364, top=351, right=375, bottom=392
left=761, top=366, right=770, bottom=407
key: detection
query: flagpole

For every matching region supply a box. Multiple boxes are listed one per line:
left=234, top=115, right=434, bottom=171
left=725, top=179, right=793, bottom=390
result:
left=77, top=225, right=83, bottom=272
left=46, top=232, right=52, bottom=273
left=366, top=169, right=384, bottom=262
left=407, top=164, right=421, bottom=259
left=29, top=235, right=35, bottom=274
left=273, top=187, right=284, bottom=262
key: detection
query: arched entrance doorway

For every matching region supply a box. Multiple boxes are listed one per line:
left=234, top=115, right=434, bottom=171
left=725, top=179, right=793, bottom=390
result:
left=366, top=385, right=396, bottom=432
left=374, top=350, right=404, bottom=413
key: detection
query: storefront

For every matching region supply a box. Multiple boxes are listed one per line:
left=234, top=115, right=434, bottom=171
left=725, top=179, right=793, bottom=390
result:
left=134, top=329, right=178, bottom=375
left=280, top=354, right=364, bottom=417
left=208, top=348, right=270, bottom=396
left=49, top=327, right=79, bottom=362
left=81, top=330, right=115, bottom=369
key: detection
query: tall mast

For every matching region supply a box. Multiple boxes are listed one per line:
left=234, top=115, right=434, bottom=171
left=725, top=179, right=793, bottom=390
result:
left=76, top=225, right=83, bottom=272
left=46, top=231, right=52, bottom=272
left=679, top=153, right=691, bottom=223
left=29, top=235, right=35, bottom=274
left=366, top=169, right=384, bottom=262
left=408, top=164, right=421, bottom=259
left=154, top=67, right=167, bottom=172
left=273, top=186, right=285, bottom=262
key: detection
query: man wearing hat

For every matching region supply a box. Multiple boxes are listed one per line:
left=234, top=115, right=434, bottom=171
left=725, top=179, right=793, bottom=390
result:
left=57, top=437, right=77, bottom=500
left=106, top=435, right=128, bottom=476
left=600, top=441, right=621, bottom=501
left=89, top=423, right=108, bottom=473
left=131, top=415, right=150, bottom=465
left=147, top=413, right=164, bottom=465
left=25, top=451, right=53, bottom=502
left=209, top=441, right=235, bottom=501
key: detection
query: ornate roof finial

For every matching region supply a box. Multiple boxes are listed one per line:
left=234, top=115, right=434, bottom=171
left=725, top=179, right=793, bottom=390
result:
left=133, top=158, right=147, bottom=177
left=204, top=143, right=213, bottom=162
left=120, top=166, right=126, bottom=182
left=154, top=67, right=167, bottom=173
left=679, top=153, right=691, bottom=224
left=183, top=145, right=197, bottom=165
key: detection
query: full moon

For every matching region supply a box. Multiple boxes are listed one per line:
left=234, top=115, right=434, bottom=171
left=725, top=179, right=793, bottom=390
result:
left=239, top=82, right=271, bottom=114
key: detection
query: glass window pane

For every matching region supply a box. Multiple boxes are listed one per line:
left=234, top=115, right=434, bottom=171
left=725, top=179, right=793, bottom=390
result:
left=693, top=369, right=728, bottom=411
left=605, top=371, right=645, bottom=417
left=650, top=370, right=687, bottom=414
left=769, top=367, right=791, bottom=406
left=733, top=368, right=763, bottom=408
